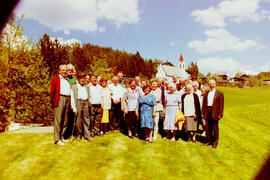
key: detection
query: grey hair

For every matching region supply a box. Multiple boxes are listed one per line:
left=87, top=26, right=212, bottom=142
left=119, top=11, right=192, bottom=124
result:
left=201, top=85, right=207, bottom=90
left=168, top=83, right=176, bottom=89
left=59, top=64, right=67, bottom=70
left=193, top=81, right=199, bottom=87
left=66, top=63, right=74, bottom=70
left=209, top=79, right=216, bottom=84
left=186, top=84, right=193, bottom=90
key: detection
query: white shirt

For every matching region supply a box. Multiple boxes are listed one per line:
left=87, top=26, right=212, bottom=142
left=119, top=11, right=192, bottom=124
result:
left=184, top=93, right=195, bottom=116
left=109, top=83, right=124, bottom=102
left=101, top=87, right=111, bottom=109
left=59, top=75, right=71, bottom=96
left=151, top=88, right=161, bottom=102
left=136, top=86, right=144, bottom=97
left=207, top=89, right=216, bottom=106
left=194, top=90, right=201, bottom=97
left=89, top=84, right=102, bottom=105
left=77, top=84, right=88, bottom=100
left=70, top=84, right=88, bottom=112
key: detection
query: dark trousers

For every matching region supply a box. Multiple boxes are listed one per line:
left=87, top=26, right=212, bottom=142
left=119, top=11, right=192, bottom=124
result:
left=126, top=111, right=138, bottom=135
left=90, top=104, right=101, bottom=136
left=64, top=107, right=75, bottom=139
left=206, top=107, right=219, bottom=145
left=54, top=95, right=70, bottom=142
left=76, top=100, right=91, bottom=139
left=110, top=102, right=121, bottom=130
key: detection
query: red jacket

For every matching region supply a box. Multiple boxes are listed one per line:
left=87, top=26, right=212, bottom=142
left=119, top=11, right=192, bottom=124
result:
left=50, top=75, right=60, bottom=107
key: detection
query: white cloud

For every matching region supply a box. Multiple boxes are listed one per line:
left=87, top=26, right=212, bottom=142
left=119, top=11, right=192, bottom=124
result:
left=169, top=41, right=175, bottom=47
left=98, top=26, right=106, bottom=33
left=51, top=37, right=81, bottom=46
left=260, top=61, right=270, bottom=72
left=197, top=57, right=266, bottom=75
left=15, top=0, right=140, bottom=33
left=191, top=7, right=225, bottom=27
left=188, top=28, right=265, bottom=53
left=191, top=0, right=270, bottom=27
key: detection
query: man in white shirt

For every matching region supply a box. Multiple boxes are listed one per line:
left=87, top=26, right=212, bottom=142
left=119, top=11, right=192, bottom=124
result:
left=202, top=79, right=224, bottom=149
left=88, top=74, right=102, bottom=136
left=70, top=74, right=92, bottom=142
left=109, top=76, right=124, bottom=130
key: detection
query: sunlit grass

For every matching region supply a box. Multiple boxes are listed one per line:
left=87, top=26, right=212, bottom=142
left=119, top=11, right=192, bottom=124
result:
left=0, top=87, right=270, bottom=180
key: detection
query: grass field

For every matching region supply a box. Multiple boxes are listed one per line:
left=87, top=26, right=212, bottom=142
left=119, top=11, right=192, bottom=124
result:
left=0, top=87, right=270, bottom=180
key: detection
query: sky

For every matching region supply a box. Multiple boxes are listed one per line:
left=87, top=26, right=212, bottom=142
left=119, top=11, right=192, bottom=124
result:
left=12, top=0, right=270, bottom=75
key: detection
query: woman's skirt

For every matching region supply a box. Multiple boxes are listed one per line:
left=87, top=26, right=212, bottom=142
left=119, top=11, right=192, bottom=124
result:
left=101, top=109, right=109, bottom=123
left=164, top=106, right=178, bottom=130
left=185, top=116, right=197, bottom=131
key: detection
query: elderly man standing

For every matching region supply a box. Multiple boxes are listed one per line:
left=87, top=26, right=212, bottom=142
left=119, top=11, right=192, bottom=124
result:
left=89, top=74, right=102, bottom=136
left=65, top=63, right=77, bottom=139
left=117, top=72, right=125, bottom=88
left=66, top=64, right=77, bottom=86
left=109, top=76, right=124, bottom=130
left=50, top=64, right=71, bottom=145
left=202, top=79, right=224, bottom=149
left=70, top=74, right=92, bottom=142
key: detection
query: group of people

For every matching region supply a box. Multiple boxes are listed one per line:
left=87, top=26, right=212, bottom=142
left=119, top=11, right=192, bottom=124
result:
left=50, top=64, right=224, bottom=149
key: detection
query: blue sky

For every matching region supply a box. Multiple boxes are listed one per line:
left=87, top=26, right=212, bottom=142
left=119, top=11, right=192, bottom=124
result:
left=13, top=0, right=270, bottom=75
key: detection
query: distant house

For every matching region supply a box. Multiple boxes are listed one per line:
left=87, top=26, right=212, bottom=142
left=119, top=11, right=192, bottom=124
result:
left=240, top=74, right=249, bottom=84
left=218, top=74, right=229, bottom=86
left=262, top=79, right=270, bottom=85
left=156, top=53, right=190, bottom=81
left=229, top=77, right=244, bottom=83
left=240, top=74, right=249, bottom=80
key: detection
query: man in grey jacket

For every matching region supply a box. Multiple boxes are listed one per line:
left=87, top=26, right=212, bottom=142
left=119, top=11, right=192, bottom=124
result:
left=71, top=74, right=92, bottom=142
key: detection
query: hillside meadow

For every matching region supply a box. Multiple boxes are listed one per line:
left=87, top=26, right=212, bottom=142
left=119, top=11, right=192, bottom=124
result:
left=0, top=87, right=269, bottom=180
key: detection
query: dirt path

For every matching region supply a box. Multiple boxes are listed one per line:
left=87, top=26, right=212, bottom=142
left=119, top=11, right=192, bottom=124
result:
left=8, top=127, right=53, bottom=133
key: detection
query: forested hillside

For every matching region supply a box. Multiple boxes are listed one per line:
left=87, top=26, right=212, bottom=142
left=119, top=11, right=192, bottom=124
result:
left=39, top=33, right=161, bottom=79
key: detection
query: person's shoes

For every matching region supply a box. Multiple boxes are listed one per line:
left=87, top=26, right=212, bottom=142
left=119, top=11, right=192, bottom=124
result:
left=163, top=137, right=166, bottom=139
left=85, top=138, right=93, bottom=142
left=204, top=142, right=212, bottom=146
left=145, top=137, right=150, bottom=142
left=128, top=130, right=132, bottom=137
left=76, top=136, right=82, bottom=141
left=153, top=136, right=157, bottom=140
left=100, top=131, right=104, bottom=135
left=55, top=141, right=64, bottom=146
left=61, top=139, right=69, bottom=143
left=187, top=138, right=191, bottom=142
left=212, top=143, right=218, bottom=149
left=202, top=131, right=206, bottom=136
left=192, top=136, right=196, bottom=143
left=135, top=134, right=138, bottom=138
left=105, top=132, right=108, bottom=135
left=128, top=136, right=133, bottom=139
left=171, top=137, right=175, bottom=141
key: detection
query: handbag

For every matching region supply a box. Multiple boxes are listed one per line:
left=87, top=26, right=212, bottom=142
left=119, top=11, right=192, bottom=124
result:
left=175, top=111, right=185, bottom=130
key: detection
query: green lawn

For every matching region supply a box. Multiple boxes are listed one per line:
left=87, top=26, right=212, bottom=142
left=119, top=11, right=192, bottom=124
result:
left=0, top=87, right=270, bottom=180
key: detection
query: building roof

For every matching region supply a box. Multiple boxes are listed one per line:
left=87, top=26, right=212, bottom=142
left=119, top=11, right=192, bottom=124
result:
left=161, top=65, right=185, bottom=77
left=179, top=53, right=184, bottom=63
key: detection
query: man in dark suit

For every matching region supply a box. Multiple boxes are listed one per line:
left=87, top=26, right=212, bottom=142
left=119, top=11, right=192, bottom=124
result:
left=202, top=79, right=224, bottom=149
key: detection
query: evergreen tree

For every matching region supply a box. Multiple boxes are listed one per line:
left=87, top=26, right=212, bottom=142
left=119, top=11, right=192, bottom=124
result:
left=186, top=62, right=199, bottom=80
